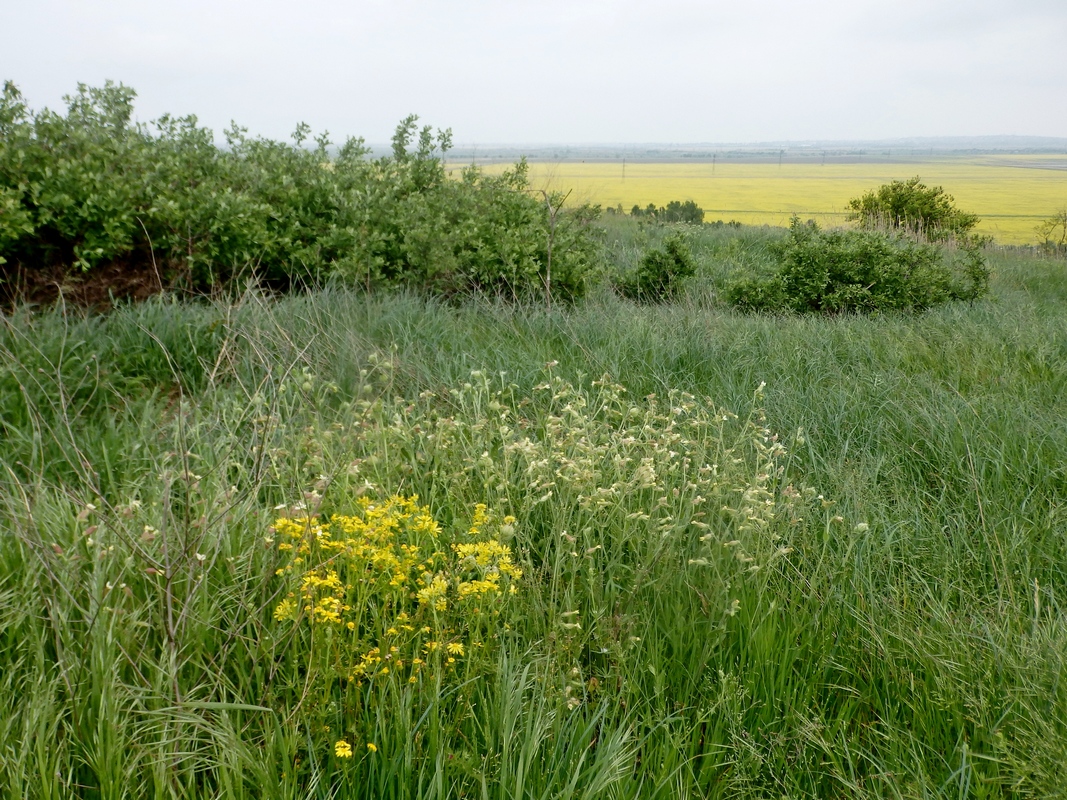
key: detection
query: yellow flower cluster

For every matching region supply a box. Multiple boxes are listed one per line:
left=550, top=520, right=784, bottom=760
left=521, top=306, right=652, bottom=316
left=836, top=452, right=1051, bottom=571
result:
left=271, top=495, right=520, bottom=690
left=453, top=528, right=522, bottom=599
left=332, top=738, right=378, bottom=758
left=416, top=576, right=449, bottom=611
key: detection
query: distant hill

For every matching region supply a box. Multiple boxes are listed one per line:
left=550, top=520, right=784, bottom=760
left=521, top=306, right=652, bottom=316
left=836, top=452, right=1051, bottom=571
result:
left=426, top=136, right=1067, bottom=165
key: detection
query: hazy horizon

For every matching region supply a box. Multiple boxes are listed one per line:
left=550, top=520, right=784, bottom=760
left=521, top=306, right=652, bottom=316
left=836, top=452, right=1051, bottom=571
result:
left=441, top=135, right=1067, bottom=150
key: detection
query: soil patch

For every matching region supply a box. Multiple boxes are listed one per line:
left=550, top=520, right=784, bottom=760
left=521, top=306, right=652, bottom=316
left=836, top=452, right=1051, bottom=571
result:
left=2, top=257, right=166, bottom=311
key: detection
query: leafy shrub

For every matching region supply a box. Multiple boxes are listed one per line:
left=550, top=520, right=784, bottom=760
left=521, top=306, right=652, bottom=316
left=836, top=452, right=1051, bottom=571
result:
left=1, top=82, right=146, bottom=272
left=0, top=82, right=598, bottom=302
left=846, top=176, right=979, bottom=240
left=361, top=155, right=598, bottom=302
left=0, top=81, right=372, bottom=288
left=616, top=233, right=698, bottom=302
left=726, top=218, right=989, bottom=314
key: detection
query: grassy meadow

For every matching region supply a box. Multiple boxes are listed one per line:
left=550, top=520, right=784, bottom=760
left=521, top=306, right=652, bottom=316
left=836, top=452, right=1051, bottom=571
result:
left=467, top=155, right=1067, bottom=244
left=2, top=220, right=1067, bottom=798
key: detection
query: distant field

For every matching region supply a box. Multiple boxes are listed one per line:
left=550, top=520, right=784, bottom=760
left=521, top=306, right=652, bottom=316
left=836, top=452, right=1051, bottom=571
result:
left=463, top=154, right=1067, bottom=244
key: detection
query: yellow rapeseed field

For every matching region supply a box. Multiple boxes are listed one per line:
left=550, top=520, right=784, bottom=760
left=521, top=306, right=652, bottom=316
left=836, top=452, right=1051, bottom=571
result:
left=465, top=155, right=1067, bottom=244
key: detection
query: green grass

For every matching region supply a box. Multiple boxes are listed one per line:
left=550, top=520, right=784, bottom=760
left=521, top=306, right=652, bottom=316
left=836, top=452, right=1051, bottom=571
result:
left=2, top=228, right=1067, bottom=798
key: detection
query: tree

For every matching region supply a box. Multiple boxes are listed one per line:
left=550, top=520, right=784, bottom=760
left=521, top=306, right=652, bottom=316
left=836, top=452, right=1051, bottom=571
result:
left=846, top=176, right=979, bottom=240
left=1036, top=208, right=1067, bottom=252
left=661, top=200, right=704, bottom=224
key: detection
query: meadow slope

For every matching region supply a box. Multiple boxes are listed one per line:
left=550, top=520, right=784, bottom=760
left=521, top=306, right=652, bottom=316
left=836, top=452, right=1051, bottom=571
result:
left=1, top=234, right=1066, bottom=798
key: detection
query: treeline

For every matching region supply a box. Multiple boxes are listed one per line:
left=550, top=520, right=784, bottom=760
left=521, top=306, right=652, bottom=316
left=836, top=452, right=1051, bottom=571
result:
left=628, top=199, right=704, bottom=224
left=603, top=199, right=742, bottom=228
left=0, top=81, right=598, bottom=301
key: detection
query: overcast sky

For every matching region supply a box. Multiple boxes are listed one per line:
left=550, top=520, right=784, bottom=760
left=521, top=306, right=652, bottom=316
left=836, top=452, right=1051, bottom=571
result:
left=3, top=0, right=1066, bottom=144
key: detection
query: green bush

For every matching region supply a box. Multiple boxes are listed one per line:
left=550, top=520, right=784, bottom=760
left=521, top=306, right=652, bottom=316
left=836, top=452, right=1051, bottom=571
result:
left=0, top=81, right=374, bottom=287
left=353, top=152, right=598, bottom=302
left=726, top=218, right=989, bottom=314
left=0, top=82, right=598, bottom=302
left=846, top=176, right=979, bottom=240
left=616, top=232, right=697, bottom=302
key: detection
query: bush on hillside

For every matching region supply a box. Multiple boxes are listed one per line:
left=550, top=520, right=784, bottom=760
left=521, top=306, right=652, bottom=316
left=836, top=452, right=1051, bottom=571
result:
left=616, top=233, right=698, bottom=302
left=0, top=81, right=599, bottom=303
left=846, top=176, right=979, bottom=241
left=726, top=218, right=989, bottom=314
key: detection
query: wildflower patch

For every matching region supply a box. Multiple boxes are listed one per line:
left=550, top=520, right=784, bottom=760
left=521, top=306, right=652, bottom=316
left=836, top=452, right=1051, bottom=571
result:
left=270, top=495, right=520, bottom=755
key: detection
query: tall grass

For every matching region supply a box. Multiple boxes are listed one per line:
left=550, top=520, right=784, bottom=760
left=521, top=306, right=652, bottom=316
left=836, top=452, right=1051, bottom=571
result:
left=2, top=241, right=1067, bottom=797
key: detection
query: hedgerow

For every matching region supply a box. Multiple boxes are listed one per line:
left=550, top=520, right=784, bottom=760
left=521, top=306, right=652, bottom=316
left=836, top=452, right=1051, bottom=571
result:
left=0, top=81, right=598, bottom=301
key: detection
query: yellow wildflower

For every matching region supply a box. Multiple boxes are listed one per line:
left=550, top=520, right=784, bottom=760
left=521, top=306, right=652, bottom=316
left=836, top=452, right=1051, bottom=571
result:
left=417, top=576, right=449, bottom=611
left=457, top=577, right=500, bottom=597
left=335, top=740, right=353, bottom=758
left=273, top=597, right=297, bottom=622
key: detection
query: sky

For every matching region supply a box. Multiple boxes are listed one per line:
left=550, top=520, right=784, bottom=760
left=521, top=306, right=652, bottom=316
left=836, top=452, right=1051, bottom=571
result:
left=3, top=0, right=1066, bottom=145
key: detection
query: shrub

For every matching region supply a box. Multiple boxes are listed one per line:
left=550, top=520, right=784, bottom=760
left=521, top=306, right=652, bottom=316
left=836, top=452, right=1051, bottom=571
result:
left=846, top=176, right=980, bottom=240
left=0, top=82, right=599, bottom=303
left=726, top=218, right=989, bottom=314
left=616, top=232, right=697, bottom=302
left=0, top=81, right=376, bottom=289
left=366, top=156, right=599, bottom=302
